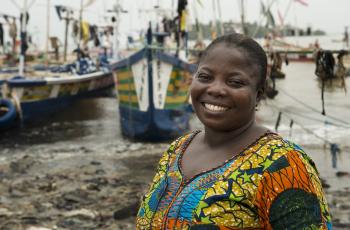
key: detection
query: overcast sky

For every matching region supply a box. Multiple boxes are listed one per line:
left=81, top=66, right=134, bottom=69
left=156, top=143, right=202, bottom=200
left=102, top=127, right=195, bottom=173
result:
left=1, top=0, right=349, bottom=48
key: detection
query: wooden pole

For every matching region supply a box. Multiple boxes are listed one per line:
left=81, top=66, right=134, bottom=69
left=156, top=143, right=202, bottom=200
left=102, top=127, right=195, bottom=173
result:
left=19, top=0, right=27, bottom=76
left=45, top=0, right=50, bottom=65
left=240, top=0, right=246, bottom=35
left=78, top=0, right=83, bottom=50
left=113, top=0, right=120, bottom=60
left=63, top=13, right=69, bottom=62
left=211, top=0, right=218, bottom=38
left=216, top=0, right=224, bottom=36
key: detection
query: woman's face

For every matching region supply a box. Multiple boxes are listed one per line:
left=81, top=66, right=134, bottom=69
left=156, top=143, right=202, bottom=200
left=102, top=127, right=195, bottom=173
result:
left=190, top=43, right=261, bottom=132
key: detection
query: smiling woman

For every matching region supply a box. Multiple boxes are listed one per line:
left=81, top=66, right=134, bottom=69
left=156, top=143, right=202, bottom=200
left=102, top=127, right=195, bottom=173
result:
left=136, top=33, right=332, bottom=229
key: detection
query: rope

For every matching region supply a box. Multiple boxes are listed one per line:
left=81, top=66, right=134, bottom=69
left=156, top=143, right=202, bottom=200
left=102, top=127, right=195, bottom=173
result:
left=282, top=112, right=331, bottom=145
left=277, top=88, right=350, bottom=125
left=265, top=100, right=350, bottom=155
left=279, top=106, right=350, bottom=129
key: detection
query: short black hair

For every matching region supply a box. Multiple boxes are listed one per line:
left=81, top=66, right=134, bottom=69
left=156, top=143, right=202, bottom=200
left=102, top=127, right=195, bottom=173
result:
left=199, top=33, right=267, bottom=93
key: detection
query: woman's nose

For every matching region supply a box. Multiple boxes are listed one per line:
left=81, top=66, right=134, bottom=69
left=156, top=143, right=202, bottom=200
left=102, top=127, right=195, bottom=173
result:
left=207, top=80, right=226, bottom=97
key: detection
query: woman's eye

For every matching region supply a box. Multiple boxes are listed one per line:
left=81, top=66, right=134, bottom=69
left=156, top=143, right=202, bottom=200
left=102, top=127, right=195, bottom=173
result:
left=227, top=79, right=244, bottom=87
left=196, top=74, right=211, bottom=81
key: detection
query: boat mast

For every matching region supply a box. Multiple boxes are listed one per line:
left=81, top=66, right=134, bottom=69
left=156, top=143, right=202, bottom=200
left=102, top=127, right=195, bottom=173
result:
left=216, top=0, right=224, bottom=36
left=19, top=0, right=28, bottom=76
left=211, top=0, right=218, bottom=38
left=112, top=0, right=121, bottom=60
left=252, top=0, right=277, bottom=37
left=45, top=0, right=50, bottom=66
left=108, top=0, right=126, bottom=60
left=282, top=0, right=293, bottom=37
left=63, top=9, right=72, bottom=62
left=192, top=0, right=203, bottom=41
left=240, top=0, right=247, bottom=35
left=78, top=0, right=83, bottom=51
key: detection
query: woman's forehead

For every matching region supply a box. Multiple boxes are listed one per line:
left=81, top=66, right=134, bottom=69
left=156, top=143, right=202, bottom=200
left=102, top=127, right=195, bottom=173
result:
left=202, top=44, right=250, bottom=61
left=198, top=46, right=261, bottom=80
left=200, top=45, right=252, bottom=67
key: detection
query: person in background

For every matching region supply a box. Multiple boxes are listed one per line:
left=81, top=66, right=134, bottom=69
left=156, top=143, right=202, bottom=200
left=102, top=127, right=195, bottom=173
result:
left=0, top=23, right=4, bottom=54
left=9, top=18, right=17, bottom=54
left=343, top=26, right=349, bottom=48
left=136, top=33, right=332, bottom=229
left=98, top=46, right=109, bottom=67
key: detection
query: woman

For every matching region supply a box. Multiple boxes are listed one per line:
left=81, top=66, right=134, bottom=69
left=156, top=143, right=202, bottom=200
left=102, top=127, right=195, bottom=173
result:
left=137, top=33, right=332, bottom=229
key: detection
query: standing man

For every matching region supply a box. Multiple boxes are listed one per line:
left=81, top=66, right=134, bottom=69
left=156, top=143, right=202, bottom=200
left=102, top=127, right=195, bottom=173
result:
left=9, top=18, right=17, bottom=54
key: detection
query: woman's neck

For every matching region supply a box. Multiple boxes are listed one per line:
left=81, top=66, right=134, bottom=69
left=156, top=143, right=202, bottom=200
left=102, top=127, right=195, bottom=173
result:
left=202, top=120, right=257, bottom=148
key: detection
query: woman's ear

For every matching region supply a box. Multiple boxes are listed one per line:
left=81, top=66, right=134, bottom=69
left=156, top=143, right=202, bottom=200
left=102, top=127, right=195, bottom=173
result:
left=256, top=88, right=264, bottom=103
left=256, top=77, right=267, bottom=102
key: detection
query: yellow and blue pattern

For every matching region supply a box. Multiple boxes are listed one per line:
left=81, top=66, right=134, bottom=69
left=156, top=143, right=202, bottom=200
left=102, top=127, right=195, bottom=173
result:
left=137, top=131, right=332, bottom=229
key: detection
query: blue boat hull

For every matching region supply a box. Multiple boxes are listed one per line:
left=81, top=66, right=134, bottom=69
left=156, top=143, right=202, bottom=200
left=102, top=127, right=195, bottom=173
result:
left=0, top=99, right=17, bottom=130
left=20, top=85, right=113, bottom=121
left=111, top=47, right=196, bottom=141
left=119, top=105, right=191, bottom=141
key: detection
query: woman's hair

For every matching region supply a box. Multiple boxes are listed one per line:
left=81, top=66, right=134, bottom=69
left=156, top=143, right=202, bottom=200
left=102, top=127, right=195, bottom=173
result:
left=199, top=33, right=268, bottom=93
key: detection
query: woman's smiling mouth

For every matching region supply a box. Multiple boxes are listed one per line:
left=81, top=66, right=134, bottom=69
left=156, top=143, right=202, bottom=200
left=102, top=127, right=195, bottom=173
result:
left=202, top=103, right=230, bottom=112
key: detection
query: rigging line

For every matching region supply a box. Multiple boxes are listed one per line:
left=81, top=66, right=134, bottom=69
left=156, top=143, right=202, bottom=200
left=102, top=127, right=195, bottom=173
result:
left=28, top=0, right=36, bottom=9
left=267, top=101, right=350, bottom=154
left=266, top=101, right=331, bottom=145
left=277, top=88, right=350, bottom=125
left=286, top=110, right=350, bottom=129
left=252, top=0, right=277, bottom=37
left=266, top=101, right=350, bottom=128
left=283, top=111, right=350, bottom=155
left=10, top=0, right=36, bottom=10
left=282, top=0, right=293, bottom=24
left=10, top=0, right=21, bottom=10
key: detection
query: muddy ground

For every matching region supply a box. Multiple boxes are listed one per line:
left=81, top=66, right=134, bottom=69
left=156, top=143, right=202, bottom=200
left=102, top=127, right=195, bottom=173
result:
left=0, top=139, right=349, bottom=229
left=0, top=140, right=166, bottom=230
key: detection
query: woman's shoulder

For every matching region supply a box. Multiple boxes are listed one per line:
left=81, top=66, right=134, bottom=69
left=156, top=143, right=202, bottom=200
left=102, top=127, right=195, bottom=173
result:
left=265, top=133, right=310, bottom=156
left=254, top=132, right=318, bottom=173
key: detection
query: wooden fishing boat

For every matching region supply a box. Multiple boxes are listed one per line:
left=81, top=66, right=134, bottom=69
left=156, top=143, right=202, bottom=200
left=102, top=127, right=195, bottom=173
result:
left=265, top=38, right=316, bottom=62
left=0, top=1, right=119, bottom=130
left=110, top=46, right=196, bottom=141
left=0, top=64, right=114, bottom=129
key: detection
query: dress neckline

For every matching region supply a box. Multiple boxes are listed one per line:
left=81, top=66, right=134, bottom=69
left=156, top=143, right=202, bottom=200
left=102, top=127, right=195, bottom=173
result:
left=177, top=130, right=275, bottom=184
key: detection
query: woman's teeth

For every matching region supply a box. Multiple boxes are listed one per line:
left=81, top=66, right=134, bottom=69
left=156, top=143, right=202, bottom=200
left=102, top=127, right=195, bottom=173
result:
left=204, top=103, right=229, bottom=112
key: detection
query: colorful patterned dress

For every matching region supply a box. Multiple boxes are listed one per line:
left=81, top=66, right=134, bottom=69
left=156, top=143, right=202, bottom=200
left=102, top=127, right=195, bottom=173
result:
left=137, top=131, right=332, bottom=229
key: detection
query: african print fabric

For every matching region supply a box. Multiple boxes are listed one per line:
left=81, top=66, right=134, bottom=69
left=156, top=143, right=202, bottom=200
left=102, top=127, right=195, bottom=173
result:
left=136, top=131, right=332, bottom=229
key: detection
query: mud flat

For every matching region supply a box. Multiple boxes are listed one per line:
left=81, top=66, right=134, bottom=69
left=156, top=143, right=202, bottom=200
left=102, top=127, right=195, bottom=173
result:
left=0, top=140, right=169, bottom=229
left=0, top=138, right=350, bottom=229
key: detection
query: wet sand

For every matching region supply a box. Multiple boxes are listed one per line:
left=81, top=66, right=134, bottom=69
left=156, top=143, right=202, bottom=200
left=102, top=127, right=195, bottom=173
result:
left=0, top=62, right=350, bottom=229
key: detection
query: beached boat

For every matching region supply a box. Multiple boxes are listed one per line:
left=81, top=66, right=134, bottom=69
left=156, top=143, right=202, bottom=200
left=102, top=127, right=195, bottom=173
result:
left=0, top=63, right=114, bottom=129
left=110, top=45, right=196, bottom=141
left=0, top=1, right=117, bottom=130
left=266, top=39, right=316, bottom=62
left=109, top=0, right=197, bottom=141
